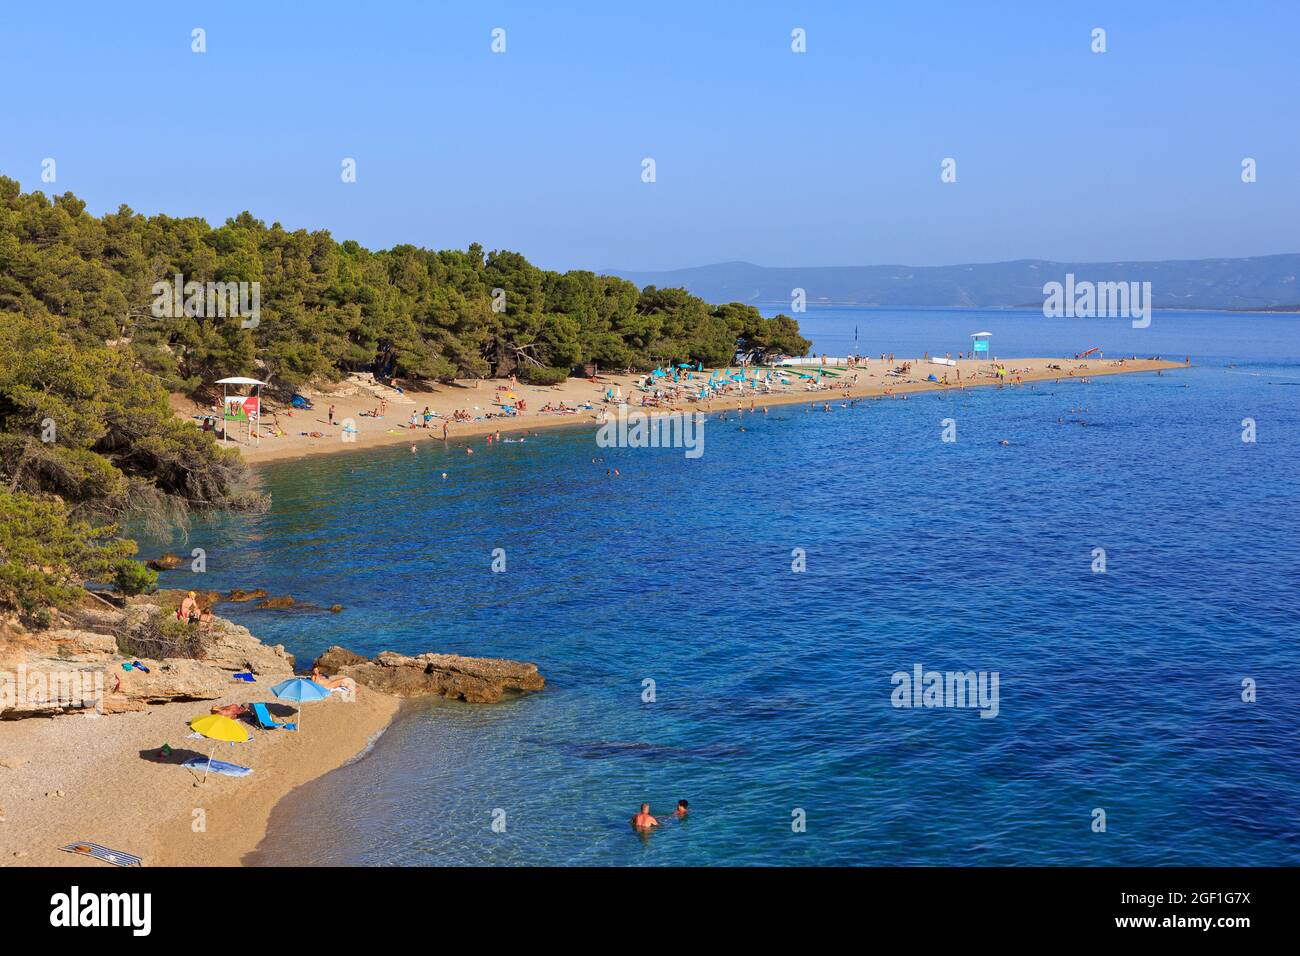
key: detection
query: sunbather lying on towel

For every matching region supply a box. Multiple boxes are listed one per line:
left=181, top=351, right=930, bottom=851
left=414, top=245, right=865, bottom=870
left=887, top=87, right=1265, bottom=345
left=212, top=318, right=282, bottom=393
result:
left=311, top=667, right=357, bottom=693
left=211, top=703, right=251, bottom=719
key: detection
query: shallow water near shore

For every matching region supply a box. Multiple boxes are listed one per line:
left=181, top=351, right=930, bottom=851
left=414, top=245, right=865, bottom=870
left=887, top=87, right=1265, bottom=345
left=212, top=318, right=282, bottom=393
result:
left=140, top=308, right=1300, bottom=866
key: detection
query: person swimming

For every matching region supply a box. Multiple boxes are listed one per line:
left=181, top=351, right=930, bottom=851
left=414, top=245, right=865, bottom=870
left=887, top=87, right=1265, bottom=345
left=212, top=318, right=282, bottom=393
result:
left=672, top=799, right=689, bottom=818
left=631, top=803, right=659, bottom=829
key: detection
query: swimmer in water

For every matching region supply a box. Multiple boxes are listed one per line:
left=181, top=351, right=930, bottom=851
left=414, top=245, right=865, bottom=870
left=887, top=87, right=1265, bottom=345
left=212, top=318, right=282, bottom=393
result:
left=673, top=799, right=689, bottom=818
left=631, top=803, right=659, bottom=830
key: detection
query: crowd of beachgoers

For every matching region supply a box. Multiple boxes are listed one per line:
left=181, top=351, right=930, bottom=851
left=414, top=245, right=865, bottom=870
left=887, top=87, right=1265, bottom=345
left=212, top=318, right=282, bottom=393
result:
left=172, top=353, right=1185, bottom=464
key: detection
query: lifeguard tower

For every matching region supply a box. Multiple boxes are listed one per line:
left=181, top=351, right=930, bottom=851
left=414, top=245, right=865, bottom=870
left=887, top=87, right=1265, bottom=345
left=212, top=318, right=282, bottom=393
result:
left=215, top=376, right=267, bottom=447
left=970, top=332, right=993, bottom=362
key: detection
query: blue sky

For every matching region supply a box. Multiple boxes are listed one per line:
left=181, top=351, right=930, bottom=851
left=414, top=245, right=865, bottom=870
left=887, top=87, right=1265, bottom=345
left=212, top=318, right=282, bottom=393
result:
left=2, top=1, right=1296, bottom=271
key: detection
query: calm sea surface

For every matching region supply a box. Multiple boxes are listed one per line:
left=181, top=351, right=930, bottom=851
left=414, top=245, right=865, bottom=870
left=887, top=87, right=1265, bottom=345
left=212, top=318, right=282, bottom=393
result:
left=139, top=308, right=1300, bottom=865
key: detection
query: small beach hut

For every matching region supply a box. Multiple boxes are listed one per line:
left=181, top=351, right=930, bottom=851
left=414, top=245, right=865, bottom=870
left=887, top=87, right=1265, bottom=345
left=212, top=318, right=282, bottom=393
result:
left=970, top=332, right=993, bottom=362
left=215, top=377, right=268, bottom=447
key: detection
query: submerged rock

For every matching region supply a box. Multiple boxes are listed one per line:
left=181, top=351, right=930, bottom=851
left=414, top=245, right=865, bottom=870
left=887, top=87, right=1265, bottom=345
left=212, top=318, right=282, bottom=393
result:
left=146, top=553, right=184, bottom=571
left=254, top=596, right=297, bottom=609
left=226, top=588, right=268, bottom=603
left=313, top=645, right=544, bottom=704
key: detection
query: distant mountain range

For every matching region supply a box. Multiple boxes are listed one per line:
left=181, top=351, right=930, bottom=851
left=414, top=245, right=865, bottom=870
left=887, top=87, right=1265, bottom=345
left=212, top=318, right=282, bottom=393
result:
left=607, top=255, right=1300, bottom=312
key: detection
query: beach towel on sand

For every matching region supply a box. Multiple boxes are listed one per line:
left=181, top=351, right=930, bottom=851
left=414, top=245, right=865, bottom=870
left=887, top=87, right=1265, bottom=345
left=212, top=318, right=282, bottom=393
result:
left=181, top=756, right=253, bottom=777
left=60, top=842, right=143, bottom=867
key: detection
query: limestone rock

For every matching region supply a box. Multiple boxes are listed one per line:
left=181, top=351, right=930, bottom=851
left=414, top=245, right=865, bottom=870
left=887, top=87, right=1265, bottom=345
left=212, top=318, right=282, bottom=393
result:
left=196, top=618, right=294, bottom=675
left=146, top=553, right=184, bottom=571
left=0, top=662, right=107, bottom=718
left=42, top=629, right=118, bottom=661
left=116, top=658, right=228, bottom=703
left=313, top=645, right=544, bottom=704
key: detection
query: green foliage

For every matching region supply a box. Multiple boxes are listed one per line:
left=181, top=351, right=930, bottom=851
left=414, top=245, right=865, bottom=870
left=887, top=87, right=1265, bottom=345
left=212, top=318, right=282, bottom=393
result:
left=116, top=607, right=202, bottom=660
left=0, top=175, right=810, bottom=618
left=0, top=312, right=251, bottom=516
left=113, top=560, right=157, bottom=596
left=520, top=365, right=571, bottom=386
left=0, top=176, right=808, bottom=388
left=0, top=489, right=140, bottom=623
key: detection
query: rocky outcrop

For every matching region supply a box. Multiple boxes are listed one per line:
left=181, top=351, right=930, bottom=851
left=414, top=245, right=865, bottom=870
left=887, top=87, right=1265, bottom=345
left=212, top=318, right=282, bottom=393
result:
left=0, top=599, right=293, bottom=719
left=37, top=629, right=118, bottom=662
left=2, top=656, right=237, bottom=718
left=313, top=646, right=544, bottom=704
left=146, top=553, right=185, bottom=571
left=193, top=617, right=294, bottom=675
left=110, top=658, right=230, bottom=705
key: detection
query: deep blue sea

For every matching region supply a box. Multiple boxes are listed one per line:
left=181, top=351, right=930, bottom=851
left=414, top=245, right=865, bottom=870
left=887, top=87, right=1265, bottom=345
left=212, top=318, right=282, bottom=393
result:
left=139, top=308, right=1300, bottom=866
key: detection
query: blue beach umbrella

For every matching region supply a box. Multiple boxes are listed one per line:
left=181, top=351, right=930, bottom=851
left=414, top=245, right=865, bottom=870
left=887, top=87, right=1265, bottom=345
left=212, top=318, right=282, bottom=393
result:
left=270, top=678, right=331, bottom=734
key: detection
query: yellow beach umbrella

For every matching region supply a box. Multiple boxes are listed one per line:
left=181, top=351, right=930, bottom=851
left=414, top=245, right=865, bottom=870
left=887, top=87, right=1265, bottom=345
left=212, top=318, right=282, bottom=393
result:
left=189, top=714, right=249, bottom=783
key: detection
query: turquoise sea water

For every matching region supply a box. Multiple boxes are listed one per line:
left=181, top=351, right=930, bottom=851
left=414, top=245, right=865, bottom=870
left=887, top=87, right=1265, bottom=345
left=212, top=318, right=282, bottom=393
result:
left=139, top=308, right=1300, bottom=866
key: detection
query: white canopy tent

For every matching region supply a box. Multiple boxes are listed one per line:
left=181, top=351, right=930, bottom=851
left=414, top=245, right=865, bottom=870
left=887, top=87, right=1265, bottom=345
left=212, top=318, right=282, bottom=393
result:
left=215, top=377, right=267, bottom=447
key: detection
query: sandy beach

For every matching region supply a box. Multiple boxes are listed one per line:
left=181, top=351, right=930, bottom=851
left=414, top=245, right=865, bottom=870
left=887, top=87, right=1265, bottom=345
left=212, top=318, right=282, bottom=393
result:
left=183, top=356, right=1187, bottom=466
left=0, top=352, right=1184, bottom=870
left=0, top=681, right=399, bottom=867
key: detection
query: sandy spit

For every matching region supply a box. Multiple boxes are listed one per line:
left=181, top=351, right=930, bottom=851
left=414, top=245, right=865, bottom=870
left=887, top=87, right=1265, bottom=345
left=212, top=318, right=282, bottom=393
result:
left=187, top=357, right=1186, bottom=466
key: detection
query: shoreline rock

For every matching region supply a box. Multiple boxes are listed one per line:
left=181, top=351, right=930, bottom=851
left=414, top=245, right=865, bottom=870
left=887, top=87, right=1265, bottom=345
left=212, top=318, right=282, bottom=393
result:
left=1, top=596, right=295, bottom=719
left=313, top=646, right=544, bottom=704
left=3, top=596, right=542, bottom=719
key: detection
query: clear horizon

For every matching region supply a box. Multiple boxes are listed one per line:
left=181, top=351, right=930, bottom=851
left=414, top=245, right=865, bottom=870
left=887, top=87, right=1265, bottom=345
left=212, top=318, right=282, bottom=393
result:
left=2, top=1, right=1296, bottom=273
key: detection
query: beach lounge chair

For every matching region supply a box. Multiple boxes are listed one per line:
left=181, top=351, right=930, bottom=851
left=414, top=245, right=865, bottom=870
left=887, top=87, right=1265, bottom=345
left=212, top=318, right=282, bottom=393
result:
left=251, top=701, right=297, bottom=731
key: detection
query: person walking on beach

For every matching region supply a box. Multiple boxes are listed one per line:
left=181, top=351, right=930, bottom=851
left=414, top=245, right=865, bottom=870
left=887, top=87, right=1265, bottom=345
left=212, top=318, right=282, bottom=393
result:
left=442, top=420, right=449, bottom=441
left=328, top=404, right=336, bottom=426
left=631, top=803, right=659, bottom=829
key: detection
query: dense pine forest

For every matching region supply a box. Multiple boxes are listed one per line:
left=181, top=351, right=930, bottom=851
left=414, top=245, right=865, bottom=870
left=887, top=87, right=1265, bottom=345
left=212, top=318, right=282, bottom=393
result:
left=0, top=176, right=808, bottom=622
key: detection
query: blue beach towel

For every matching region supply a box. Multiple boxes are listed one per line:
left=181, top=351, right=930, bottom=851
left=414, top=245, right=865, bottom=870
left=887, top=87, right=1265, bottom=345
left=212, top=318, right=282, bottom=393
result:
left=181, top=756, right=252, bottom=777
